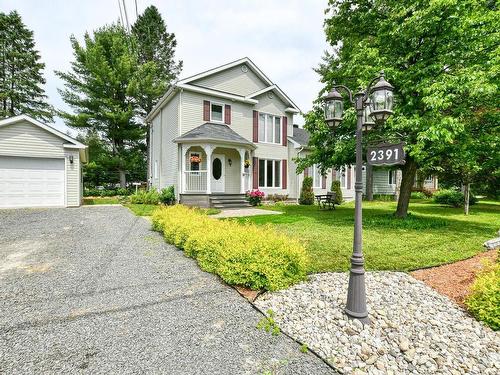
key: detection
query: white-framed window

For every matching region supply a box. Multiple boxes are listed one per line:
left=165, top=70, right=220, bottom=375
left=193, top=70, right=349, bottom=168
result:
left=337, top=168, right=347, bottom=188
left=425, top=175, right=433, bottom=183
left=258, top=113, right=282, bottom=144
left=258, top=159, right=281, bottom=188
left=210, top=102, right=224, bottom=122
left=154, top=160, right=158, bottom=179
left=312, top=164, right=322, bottom=188
left=388, top=170, right=395, bottom=185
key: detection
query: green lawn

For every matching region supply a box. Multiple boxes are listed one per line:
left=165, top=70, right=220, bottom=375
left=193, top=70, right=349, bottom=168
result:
left=83, top=197, right=122, bottom=205
left=125, top=204, right=159, bottom=216
left=236, top=200, right=500, bottom=273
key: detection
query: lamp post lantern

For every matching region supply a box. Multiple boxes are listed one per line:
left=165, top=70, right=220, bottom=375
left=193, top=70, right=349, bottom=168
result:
left=323, top=71, right=394, bottom=325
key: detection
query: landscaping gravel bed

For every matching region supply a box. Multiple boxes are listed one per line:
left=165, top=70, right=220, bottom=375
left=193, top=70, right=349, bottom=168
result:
left=255, top=272, right=500, bottom=375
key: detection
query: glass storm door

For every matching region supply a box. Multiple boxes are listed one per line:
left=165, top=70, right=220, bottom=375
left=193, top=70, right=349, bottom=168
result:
left=211, top=154, right=225, bottom=192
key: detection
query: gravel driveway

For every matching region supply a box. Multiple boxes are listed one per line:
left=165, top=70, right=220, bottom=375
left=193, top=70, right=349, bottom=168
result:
left=0, top=206, right=334, bottom=374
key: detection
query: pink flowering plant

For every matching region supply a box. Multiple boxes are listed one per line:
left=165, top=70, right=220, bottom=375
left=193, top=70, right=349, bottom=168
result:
left=246, top=189, right=265, bottom=206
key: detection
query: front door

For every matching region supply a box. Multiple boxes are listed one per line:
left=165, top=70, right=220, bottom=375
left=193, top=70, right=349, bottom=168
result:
left=211, top=154, right=225, bottom=192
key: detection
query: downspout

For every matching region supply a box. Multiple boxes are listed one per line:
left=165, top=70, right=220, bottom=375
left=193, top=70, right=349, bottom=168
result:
left=178, top=88, right=183, bottom=200
left=296, top=146, right=304, bottom=204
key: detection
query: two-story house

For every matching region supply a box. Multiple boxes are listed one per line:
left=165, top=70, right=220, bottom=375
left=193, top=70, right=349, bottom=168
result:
left=147, top=57, right=433, bottom=208
left=146, top=57, right=305, bottom=208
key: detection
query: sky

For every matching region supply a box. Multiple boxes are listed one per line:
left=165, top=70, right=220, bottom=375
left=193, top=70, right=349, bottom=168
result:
left=1, top=0, right=330, bottom=135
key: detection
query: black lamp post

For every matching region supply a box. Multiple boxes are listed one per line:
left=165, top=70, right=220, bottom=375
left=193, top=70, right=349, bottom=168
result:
left=324, top=71, right=394, bottom=324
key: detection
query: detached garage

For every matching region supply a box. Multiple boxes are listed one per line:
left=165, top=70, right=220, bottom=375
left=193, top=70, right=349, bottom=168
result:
left=0, top=115, right=87, bottom=209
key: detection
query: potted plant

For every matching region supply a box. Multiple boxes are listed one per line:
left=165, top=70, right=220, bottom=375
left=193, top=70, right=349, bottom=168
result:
left=246, top=189, right=265, bottom=206
left=190, top=155, right=202, bottom=164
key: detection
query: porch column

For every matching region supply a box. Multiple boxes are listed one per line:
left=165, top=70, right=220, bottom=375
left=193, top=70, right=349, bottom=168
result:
left=181, top=144, right=189, bottom=193
left=203, top=144, right=213, bottom=195
left=238, top=148, right=246, bottom=194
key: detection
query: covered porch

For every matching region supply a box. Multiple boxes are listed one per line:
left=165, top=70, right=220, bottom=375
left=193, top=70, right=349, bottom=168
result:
left=173, top=123, right=256, bottom=206
left=180, top=144, right=253, bottom=195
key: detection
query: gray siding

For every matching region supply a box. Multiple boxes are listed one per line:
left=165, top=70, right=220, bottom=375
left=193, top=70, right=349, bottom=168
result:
left=192, top=64, right=268, bottom=96
left=362, top=167, right=397, bottom=195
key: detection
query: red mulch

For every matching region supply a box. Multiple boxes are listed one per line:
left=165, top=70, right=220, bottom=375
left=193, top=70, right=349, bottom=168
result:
left=411, top=250, right=497, bottom=307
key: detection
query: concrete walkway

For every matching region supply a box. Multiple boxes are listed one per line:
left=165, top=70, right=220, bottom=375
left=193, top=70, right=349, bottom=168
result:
left=0, top=206, right=334, bottom=374
left=212, top=207, right=283, bottom=218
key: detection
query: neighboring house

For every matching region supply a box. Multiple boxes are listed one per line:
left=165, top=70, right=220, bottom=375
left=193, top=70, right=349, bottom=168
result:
left=147, top=57, right=301, bottom=208
left=0, top=115, right=87, bottom=209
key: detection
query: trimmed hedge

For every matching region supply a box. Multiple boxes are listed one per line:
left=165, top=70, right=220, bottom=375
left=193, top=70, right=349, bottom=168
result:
left=152, top=205, right=308, bottom=291
left=465, top=259, right=500, bottom=331
left=299, top=176, right=314, bottom=205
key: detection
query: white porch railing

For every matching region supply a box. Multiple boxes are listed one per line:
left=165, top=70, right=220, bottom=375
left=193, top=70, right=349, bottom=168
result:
left=184, top=171, right=207, bottom=192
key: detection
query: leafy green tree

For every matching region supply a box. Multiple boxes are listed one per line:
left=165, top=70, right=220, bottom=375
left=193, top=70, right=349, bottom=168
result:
left=56, top=24, right=148, bottom=187
left=302, top=0, right=499, bottom=217
left=0, top=11, right=53, bottom=121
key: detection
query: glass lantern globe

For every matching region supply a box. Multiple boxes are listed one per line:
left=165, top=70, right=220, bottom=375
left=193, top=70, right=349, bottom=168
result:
left=363, top=99, right=375, bottom=131
left=369, top=72, right=394, bottom=123
left=324, top=88, right=344, bottom=128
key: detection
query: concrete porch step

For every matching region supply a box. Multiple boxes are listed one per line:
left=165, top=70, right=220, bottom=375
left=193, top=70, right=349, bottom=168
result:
left=209, top=194, right=251, bottom=209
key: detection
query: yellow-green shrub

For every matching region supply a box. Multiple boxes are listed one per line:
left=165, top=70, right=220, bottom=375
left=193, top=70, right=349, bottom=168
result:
left=465, top=259, right=500, bottom=331
left=152, top=205, right=308, bottom=291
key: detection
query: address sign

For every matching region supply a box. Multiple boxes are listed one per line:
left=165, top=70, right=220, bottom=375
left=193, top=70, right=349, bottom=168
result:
left=366, top=142, right=405, bottom=166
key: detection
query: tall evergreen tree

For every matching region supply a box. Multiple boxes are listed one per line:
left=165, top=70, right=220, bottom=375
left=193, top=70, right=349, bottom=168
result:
left=56, top=24, right=148, bottom=187
left=0, top=11, right=53, bottom=121
left=301, top=0, right=499, bottom=217
left=131, top=5, right=182, bottom=117
left=131, top=5, right=182, bottom=181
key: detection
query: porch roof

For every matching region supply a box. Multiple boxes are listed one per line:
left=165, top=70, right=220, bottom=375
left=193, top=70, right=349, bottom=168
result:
left=173, top=123, right=256, bottom=149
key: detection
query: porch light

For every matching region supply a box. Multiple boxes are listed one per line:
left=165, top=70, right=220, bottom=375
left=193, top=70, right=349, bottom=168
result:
left=228, top=158, right=232, bottom=167
left=324, top=88, right=344, bottom=128
left=369, top=71, right=394, bottom=122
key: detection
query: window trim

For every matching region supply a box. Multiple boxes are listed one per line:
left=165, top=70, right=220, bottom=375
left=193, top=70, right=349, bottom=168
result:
left=154, top=160, right=158, bottom=179
left=258, top=158, right=282, bottom=188
left=312, top=164, right=322, bottom=188
left=388, top=170, right=396, bottom=185
left=209, top=101, right=225, bottom=123
left=257, top=112, right=282, bottom=144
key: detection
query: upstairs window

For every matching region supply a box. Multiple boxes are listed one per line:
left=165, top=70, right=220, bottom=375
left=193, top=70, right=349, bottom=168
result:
left=258, top=113, right=282, bottom=144
left=210, top=103, right=224, bottom=122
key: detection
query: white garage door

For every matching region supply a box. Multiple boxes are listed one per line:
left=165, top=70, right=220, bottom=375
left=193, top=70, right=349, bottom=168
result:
left=0, top=156, right=65, bottom=208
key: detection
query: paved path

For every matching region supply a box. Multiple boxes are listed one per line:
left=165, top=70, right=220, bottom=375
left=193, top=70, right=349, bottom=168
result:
left=0, top=206, right=334, bottom=374
left=212, top=207, right=283, bottom=218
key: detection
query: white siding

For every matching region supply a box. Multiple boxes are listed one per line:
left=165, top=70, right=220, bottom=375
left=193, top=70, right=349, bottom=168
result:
left=160, top=94, right=180, bottom=190
left=65, top=150, right=81, bottom=206
left=0, top=121, right=65, bottom=158
left=0, top=120, right=83, bottom=207
left=192, top=64, right=268, bottom=96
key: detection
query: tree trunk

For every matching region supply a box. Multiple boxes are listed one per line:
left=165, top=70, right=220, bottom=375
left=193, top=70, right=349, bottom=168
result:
left=366, top=164, right=374, bottom=201
left=395, top=157, right=418, bottom=218
left=464, top=182, right=470, bottom=215
left=119, top=169, right=126, bottom=188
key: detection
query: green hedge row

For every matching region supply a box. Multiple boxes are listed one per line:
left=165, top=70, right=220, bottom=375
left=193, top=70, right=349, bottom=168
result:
left=465, top=259, right=499, bottom=331
left=152, top=205, right=308, bottom=291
